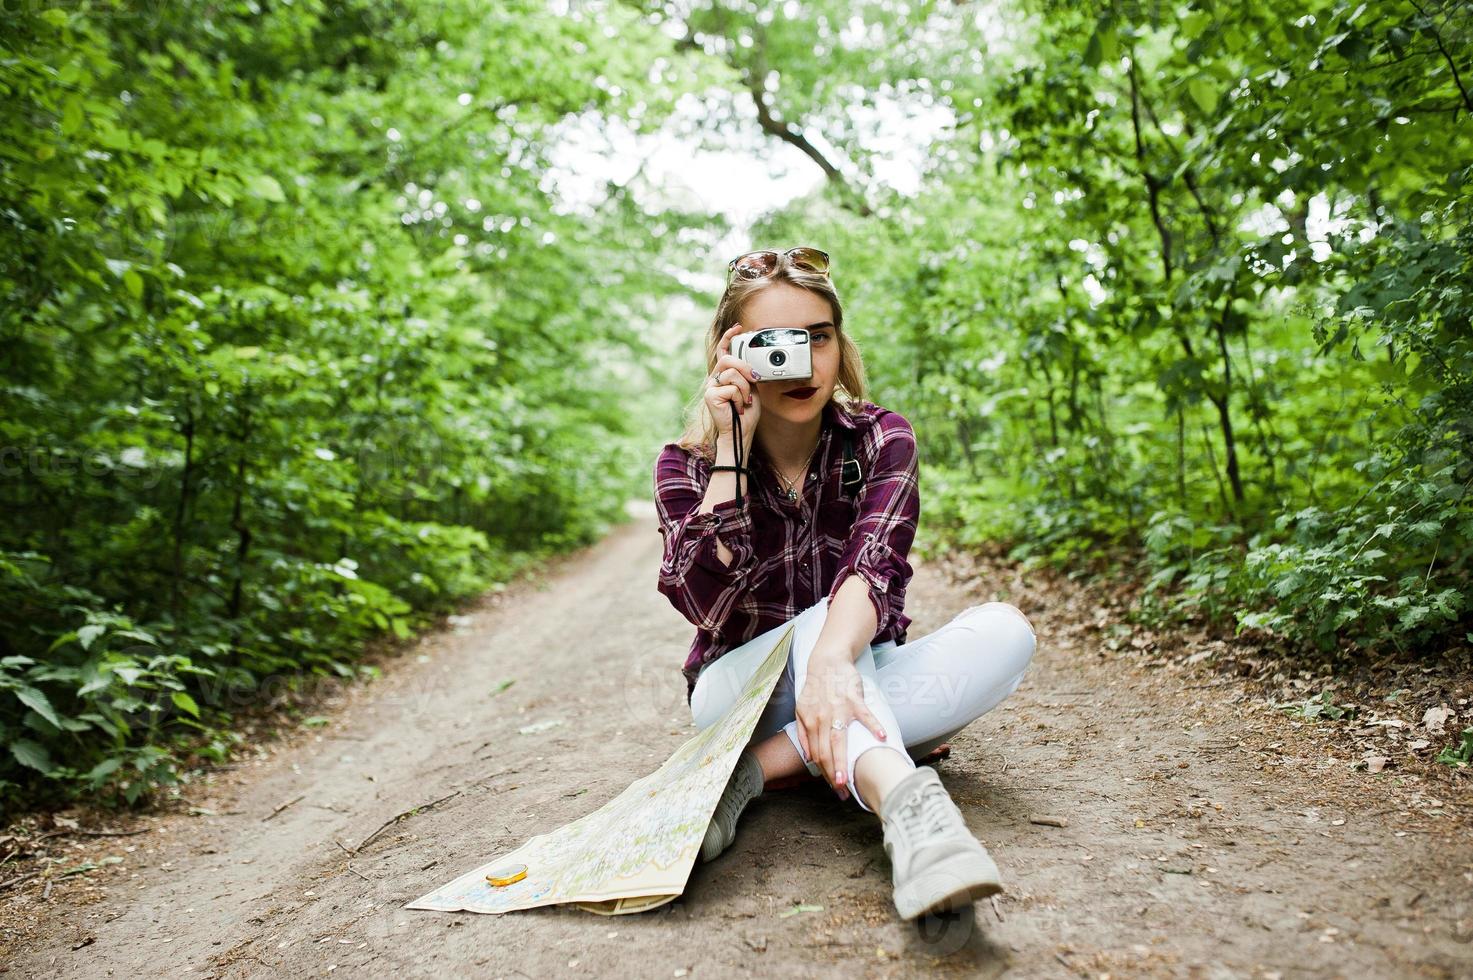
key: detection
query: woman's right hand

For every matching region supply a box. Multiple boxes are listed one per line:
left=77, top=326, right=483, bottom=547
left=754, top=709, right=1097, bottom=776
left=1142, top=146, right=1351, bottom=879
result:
left=705, top=322, right=762, bottom=444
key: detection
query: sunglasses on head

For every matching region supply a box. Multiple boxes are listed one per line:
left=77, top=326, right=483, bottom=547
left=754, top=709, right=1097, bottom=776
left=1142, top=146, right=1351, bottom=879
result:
left=726, top=247, right=831, bottom=284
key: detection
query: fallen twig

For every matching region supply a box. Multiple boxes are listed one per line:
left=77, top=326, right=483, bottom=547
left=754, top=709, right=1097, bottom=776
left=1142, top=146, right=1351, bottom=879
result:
left=33, top=827, right=153, bottom=845
left=1010, top=785, right=1119, bottom=802
left=263, top=793, right=306, bottom=822
left=471, top=766, right=522, bottom=786
left=353, top=789, right=463, bottom=854
left=0, top=871, right=41, bottom=893
left=73, top=827, right=152, bottom=838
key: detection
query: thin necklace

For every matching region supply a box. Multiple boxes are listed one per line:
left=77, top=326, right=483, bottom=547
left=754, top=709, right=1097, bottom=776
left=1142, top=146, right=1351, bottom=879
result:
left=770, top=438, right=822, bottom=502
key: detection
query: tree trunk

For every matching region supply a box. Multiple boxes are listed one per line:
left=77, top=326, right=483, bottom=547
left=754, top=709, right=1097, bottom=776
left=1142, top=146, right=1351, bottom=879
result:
left=171, top=405, right=195, bottom=626
left=227, top=410, right=253, bottom=623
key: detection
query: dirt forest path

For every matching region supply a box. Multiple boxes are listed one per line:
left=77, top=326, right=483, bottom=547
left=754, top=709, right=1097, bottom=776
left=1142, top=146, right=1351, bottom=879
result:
left=9, top=507, right=1472, bottom=979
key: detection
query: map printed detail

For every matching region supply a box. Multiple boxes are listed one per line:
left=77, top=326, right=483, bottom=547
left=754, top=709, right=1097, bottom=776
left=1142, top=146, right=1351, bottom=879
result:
left=405, top=622, right=796, bottom=916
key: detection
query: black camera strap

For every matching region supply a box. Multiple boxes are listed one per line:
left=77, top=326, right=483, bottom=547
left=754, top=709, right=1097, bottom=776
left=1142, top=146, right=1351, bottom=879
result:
left=712, top=404, right=861, bottom=508
left=840, top=427, right=863, bottom=499
left=707, top=402, right=746, bottom=507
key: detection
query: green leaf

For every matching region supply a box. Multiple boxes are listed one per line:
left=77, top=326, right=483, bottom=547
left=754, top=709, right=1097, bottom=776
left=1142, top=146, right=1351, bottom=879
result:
left=77, top=670, right=112, bottom=697
left=1082, top=31, right=1102, bottom=68
left=171, top=691, right=201, bottom=718
left=61, top=97, right=85, bottom=135
left=79, top=712, right=121, bottom=737
left=11, top=738, right=55, bottom=773
left=77, top=623, right=105, bottom=650
left=15, top=686, right=64, bottom=729
left=245, top=174, right=286, bottom=202
left=1187, top=76, right=1217, bottom=115
left=779, top=902, right=825, bottom=917
left=1180, top=10, right=1212, bottom=39
left=47, top=631, right=79, bottom=654
left=86, top=757, right=123, bottom=782
left=1435, top=728, right=1473, bottom=766
left=112, top=663, right=144, bottom=685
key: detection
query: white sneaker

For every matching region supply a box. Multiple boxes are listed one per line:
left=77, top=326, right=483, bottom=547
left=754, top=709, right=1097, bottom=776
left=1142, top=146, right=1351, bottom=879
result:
left=700, top=749, right=764, bottom=863
left=879, top=766, right=1003, bottom=919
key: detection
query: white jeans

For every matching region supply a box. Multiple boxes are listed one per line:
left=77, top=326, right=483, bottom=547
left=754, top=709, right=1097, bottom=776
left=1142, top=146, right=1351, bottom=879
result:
left=690, top=597, right=1036, bottom=813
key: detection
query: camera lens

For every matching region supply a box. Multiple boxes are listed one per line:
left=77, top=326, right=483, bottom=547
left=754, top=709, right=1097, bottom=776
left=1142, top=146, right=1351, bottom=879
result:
left=770, top=350, right=787, bottom=367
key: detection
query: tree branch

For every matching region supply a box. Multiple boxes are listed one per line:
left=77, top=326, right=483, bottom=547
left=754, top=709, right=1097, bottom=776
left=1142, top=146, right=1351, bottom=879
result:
left=675, top=21, right=874, bottom=217
left=1138, top=93, right=1222, bottom=244
left=1127, top=56, right=1176, bottom=288
left=1409, top=0, right=1473, bottom=116
left=748, top=26, right=874, bottom=216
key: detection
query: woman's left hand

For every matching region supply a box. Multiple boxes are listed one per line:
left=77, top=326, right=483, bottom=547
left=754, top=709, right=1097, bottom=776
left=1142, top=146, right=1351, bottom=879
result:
left=794, top=650, right=887, bottom=801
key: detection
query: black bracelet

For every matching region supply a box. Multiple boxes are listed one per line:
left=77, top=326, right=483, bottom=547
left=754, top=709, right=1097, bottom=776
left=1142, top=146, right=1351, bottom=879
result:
left=710, top=465, right=749, bottom=473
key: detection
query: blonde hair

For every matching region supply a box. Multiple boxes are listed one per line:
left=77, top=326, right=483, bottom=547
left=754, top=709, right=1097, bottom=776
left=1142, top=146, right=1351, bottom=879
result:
left=675, top=257, right=868, bottom=458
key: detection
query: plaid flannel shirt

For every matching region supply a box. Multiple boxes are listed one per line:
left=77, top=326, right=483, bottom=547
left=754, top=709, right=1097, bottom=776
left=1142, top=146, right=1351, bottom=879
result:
left=653, top=399, right=920, bottom=704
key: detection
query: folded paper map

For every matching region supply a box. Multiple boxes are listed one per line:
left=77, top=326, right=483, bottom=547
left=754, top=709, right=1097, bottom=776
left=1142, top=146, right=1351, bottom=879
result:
left=405, top=619, right=796, bottom=916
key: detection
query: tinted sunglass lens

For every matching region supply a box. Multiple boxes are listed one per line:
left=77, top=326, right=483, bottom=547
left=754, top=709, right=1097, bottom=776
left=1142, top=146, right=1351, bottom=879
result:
left=788, top=247, right=830, bottom=274
left=731, top=251, right=778, bottom=280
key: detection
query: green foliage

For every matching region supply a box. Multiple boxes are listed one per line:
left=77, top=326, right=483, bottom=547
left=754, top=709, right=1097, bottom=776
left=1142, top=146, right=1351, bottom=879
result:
left=1436, top=727, right=1473, bottom=767
left=0, top=0, right=709, bottom=809
left=747, top=0, right=1470, bottom=660
left=5, top=0, right=1470, bottom=809
left=1278, top=691, right=1358, bottom=722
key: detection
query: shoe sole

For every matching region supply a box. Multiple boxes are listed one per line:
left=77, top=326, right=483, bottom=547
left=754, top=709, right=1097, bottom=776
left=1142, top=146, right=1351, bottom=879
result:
left=894, top=850, right=1004, bottom=920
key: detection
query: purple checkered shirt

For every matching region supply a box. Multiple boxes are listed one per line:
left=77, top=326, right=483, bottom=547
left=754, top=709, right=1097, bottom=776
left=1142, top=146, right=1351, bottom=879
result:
left=653, top=399, right=919, bottom=704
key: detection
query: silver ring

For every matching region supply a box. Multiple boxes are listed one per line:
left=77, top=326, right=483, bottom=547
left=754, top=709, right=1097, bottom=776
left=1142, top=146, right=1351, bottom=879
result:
left=711, top=370, right=724, bottom=384
left=830, top=718, right=846, bottom=731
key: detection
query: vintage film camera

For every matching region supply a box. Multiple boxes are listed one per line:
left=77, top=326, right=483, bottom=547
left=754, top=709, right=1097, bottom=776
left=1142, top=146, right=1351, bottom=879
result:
left=730, top=327, right=814, bottom=381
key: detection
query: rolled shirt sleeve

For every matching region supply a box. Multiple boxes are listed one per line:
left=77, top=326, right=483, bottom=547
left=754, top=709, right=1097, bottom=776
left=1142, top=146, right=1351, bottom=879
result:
left=826, top=413, right=919, bottom=639
left=654, top=446, right=757, bottom=636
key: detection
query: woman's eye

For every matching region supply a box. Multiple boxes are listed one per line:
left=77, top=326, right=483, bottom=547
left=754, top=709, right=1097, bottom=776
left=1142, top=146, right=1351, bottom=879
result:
left=813, top=333, right=830, bottom=344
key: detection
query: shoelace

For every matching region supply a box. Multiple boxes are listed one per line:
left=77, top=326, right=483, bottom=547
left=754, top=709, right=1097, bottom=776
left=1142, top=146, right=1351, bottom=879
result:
left=715, top=760, right=756, bottom=826
left=893, top=779, right=957, bottom=841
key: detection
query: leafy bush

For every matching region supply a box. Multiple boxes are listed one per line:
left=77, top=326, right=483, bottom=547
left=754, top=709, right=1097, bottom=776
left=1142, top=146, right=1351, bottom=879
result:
left=1436, top=728, right=1473, bottom=768
left=0, top=0, right=698, bottom=809
left=818, top=0, right=1473, bottom=660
